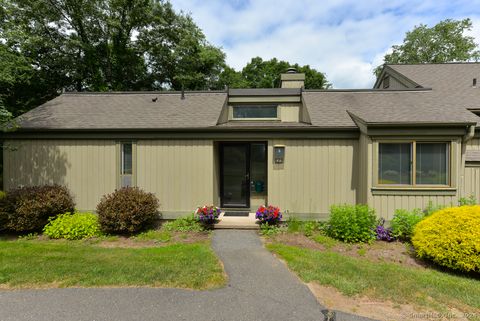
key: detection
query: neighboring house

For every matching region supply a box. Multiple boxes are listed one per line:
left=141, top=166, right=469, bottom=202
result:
left=3, top=63, right=480, bottom=220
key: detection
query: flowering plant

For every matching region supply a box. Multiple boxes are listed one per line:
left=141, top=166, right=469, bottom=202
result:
left=375, top=218, right=394, bottom=242
left=194, top=205, right=221, bottom=224
left=255, top=205, right=282, bottom=224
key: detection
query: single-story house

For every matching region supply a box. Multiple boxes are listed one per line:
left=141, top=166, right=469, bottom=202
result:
left=3, top=63, right=480, bottom=220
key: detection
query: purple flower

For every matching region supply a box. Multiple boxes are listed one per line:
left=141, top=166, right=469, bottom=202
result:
left=375, top=218, right=394, bottom=242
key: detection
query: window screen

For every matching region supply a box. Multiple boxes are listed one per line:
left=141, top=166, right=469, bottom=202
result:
left=379, top=143, right=412, bottom=184
left=416, top=143, right=448, bottom=185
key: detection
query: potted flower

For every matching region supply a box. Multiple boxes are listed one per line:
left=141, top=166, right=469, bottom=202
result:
left=194, top=205, right=222, bottom=224
left=255, top=205, right=282, bottom=224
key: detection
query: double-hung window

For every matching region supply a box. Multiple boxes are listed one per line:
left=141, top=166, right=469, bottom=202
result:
left=378, top=141, right=450, bottom=186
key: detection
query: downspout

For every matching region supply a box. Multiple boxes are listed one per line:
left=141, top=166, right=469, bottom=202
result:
left=460, top=125, right=476, bottom=199
left=463, top=125, right=475, bottom=143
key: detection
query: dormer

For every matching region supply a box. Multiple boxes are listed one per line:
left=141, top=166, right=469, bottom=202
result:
left=217, top=69, right=309, bottom=125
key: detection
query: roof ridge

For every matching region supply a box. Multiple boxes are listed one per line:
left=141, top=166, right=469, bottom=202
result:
left=304, top=88, right=431, bottom=93
left=62, top=90, right=227, bottom=95
left=386, top=62, right=480, bottom=66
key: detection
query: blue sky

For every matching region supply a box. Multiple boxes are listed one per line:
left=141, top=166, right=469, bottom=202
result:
left=170, top=0, right=480, bottom=88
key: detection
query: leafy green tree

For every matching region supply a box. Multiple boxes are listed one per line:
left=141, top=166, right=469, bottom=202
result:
left=376, top=18, right=480, bottom=75
left=220, top=57, right=331, bottom=89
left=0, top=0, right=226, bottom=115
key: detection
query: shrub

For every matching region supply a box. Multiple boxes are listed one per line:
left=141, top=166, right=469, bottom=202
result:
left=303, top=221, right=320, bottom=237
left=255, top=205, right=282, bottom=224
left=390, top=208, right=424, bottom=241
left=3, top=185, right=75, bottom=232
left=326, top=204, right=377, bottom=243
left=43, top=212, right=102, bottom=240
left=412, top=206, right=480, bottom=272
left=194, top=205, right=221, bottom=224
left=0, top=191, right=6, bottom=200
left=376, top=218, right=394, bottom=242
left=162, top=215, right=204, bottom=232
left=97, top=187, right=159, bottom=234
left=458, top=195, right=477, bottom=206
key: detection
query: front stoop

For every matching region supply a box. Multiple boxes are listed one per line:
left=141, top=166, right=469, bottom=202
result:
left=214, top=212, right=259, bottom=229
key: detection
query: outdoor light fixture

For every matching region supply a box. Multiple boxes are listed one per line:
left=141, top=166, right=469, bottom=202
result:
left=274, top=145, right=285, bottom=164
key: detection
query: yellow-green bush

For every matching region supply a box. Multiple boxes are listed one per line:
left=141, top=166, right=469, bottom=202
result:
left=412, top=206, right=480, bottom=272
left=43, top=212, right=102, bottom=240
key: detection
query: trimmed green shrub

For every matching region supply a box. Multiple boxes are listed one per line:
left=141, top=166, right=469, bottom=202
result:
left=43, top=212, right=102, bottom=240
left=326, top=204, right=377, bottom=243
left=97, top=187, right=159, bottom=234
left=162, top=215, right=204, bottom=232
left=412, top=206, right=480, bottom=272
left=3, top=185, right=75, bottom=232
left=390, top=208, right=424, bottom=241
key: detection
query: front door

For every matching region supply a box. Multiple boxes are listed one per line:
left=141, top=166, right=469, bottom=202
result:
left=220, top=143, right=250, bottom=208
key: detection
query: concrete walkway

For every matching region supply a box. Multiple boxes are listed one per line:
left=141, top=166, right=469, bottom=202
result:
left=0, top=230, right=375, bottom=321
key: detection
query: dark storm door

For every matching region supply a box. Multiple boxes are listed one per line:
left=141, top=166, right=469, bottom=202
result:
left=220, top=143, right=250, bottom=208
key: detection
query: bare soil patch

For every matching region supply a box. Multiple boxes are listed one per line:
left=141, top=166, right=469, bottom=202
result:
left=308, top=282, right=470, bottom=321
left=269, top=232, right=428, bottom=269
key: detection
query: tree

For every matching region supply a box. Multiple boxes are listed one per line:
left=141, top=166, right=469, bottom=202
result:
left=0, top=0, right=226, bottom=115
left=376, top=18, right=480, bottom=75
left=220, top=57, right=331, bottom=89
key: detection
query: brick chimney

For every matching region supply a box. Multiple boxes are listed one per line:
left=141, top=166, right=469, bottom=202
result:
left=280, top=68, right=305, bottom=88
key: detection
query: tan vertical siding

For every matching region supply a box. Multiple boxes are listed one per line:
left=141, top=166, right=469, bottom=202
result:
left=136, top=140, right=214, bottom=215
left=3, top=140, right=116, bottom=211
left=279, top=104, right=300, bottom=122
left=267, top=139, right=357, bottom=218
left=462, top=138, right=480, bottom=200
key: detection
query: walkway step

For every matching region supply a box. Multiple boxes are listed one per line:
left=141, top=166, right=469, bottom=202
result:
left=214, top=212, right=259, bottom=229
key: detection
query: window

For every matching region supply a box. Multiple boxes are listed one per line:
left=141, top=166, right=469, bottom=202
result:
left=378, top=141, right=449, bottom=186
left=232, top=105, right=277, bottom=119
left=416, top=143, right=448, bottom=185
left=379, top=143, right=411, bottom=184
left=120, top=142, right=133, bottom=187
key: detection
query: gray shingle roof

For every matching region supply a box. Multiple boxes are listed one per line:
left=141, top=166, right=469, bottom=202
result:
left=388, top=63, right=480, bottom=111
left=16, top=92, right=227, bottom=130
left=303, top=89, right=479, bottom=127
left=13, top=63, right=480, bottom=131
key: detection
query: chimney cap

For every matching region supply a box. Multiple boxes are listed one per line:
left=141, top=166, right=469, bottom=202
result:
left=286, top=67, right=297, bottom=74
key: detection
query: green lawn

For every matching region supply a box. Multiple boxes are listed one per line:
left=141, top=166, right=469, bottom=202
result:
left=0, top=240, right=225, bottom=289
left=267, top=243, right=480, bottom=313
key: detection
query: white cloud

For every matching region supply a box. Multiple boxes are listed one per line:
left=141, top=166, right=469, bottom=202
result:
left=171, top=0, right=480, bottom=88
